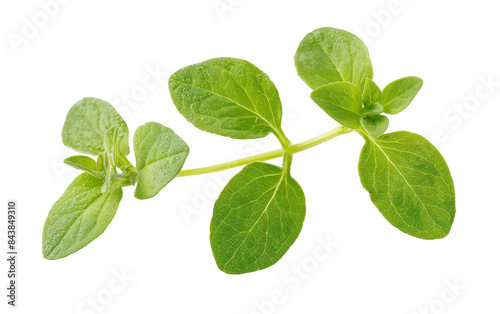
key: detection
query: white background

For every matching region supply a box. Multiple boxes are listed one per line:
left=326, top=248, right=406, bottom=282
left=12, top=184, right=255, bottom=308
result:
left=1, top=0, right=499, bottom=313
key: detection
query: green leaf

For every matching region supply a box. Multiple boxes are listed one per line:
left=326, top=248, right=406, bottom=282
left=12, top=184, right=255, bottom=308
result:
left=362, top=78, right=381, bottom=107
left=358, top=131, right=455, bottom=239
left=210, top=162, right=306, bottom=274
left=103, top=125, right=120, bottom=170
left=360, top=103, right=384, bottom=116
left=62, top=97, right=130, bottom=156
left=295, top=27, right=373, bottom=89
left=360, top=115, right=389, bottom=138
left=380, top=77, right=423, bottom=114
left=43, top=173, right=123, bottom=260
left=133, top=122, right=189, bottom=199
left=64, top=155, right=100, bottom=177
left=96, top=153, right=106, bottom=173
left=310, top=82, right=362, bottom=129
left=169, top=57, right=283, bottom=140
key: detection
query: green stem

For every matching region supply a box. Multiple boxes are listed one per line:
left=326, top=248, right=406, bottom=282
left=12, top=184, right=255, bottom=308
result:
left=178, top=125, right=352, bottom=177
left=274, top=128, right=291, bottom=149
left=282, top=151, right=293, bottom=171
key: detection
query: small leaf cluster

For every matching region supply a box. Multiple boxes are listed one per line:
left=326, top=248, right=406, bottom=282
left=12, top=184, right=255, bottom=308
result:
left=43, top=98, right=188, bottom=260
left=300, top=34, right=423, bottom=137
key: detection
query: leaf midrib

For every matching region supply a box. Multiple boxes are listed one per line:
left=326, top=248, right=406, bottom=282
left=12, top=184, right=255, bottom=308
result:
left=382, top=81, right=422, bottom=106
left=222, top=169, right=286, bottom=269
left=367, top=136, right=444, bottom=233
left=212, top=64, right=279, bottom=130
left=314, top=33, right=346, bottom=82
left=46, top=189, right=104, bottom=257
left=76, top=106, right=104, bottom=137
left=172, top=74, right=281, bottom=137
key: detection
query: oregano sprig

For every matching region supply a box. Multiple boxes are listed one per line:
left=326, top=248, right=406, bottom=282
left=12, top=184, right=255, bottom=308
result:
left=44, top=27, right=455, bottom=275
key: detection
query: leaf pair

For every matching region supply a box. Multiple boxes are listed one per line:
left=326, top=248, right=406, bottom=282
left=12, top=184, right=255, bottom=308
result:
left=169, top=58, right=306, bottom=274
left=43, top=98, right=189, bottom=259
left=295, top=27, right=455, bottom=239
left=362, top=76, right=424, bottom=115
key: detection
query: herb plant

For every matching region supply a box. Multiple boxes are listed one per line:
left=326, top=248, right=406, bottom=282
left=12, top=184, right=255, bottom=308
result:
left=43, top=27, right=455, bottom=274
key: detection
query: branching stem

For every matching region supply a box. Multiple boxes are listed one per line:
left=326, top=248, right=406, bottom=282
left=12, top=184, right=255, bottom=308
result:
left=178, top=125, right=353, bottom=177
